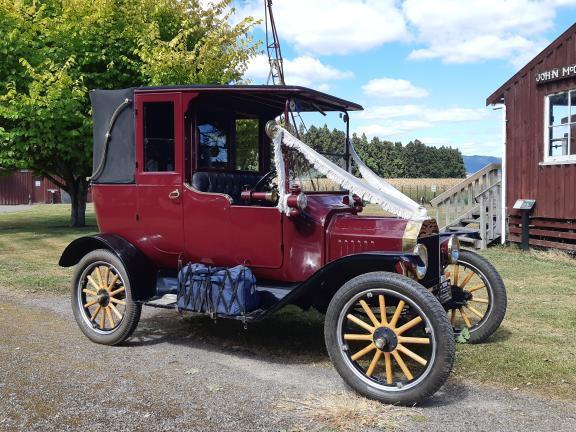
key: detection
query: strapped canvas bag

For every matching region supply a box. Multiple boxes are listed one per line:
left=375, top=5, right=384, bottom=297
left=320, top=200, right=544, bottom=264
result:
left=177, top=263, right=259, bottom=317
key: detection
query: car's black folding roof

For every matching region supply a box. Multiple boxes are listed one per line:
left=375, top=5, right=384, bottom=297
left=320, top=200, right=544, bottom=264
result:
left=134, top=85, right=363, bottom=113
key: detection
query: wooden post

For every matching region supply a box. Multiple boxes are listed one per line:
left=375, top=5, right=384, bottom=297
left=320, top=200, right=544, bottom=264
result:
left=495, top=184, right=501, bottom=236
left=521, top=210, right=530, bottom=251
left=488, top=188, right=494, bottom=241
left=454, top=191, right=459, bottom=221
left=479, top=194, right=487, bottom=250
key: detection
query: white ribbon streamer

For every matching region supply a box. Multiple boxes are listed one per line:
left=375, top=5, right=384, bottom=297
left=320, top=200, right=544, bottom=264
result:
left=271, top=125, right=428, bottom=220
left=273, top=130, right=289, bottom=214
left=349, top=139, right=428, bottom=218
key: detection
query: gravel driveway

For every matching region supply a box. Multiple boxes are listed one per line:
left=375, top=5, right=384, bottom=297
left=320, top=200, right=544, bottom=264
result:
left=1, top=286, right=575, bottom=432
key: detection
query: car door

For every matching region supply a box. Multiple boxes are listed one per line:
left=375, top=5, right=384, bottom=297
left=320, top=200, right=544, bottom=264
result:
left=182, top=107, right=283, bottom=270
left=135, top=92, right=184, bottom=267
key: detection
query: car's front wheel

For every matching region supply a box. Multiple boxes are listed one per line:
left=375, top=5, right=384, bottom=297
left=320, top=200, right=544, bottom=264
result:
left=325, top=272, right=455, bottom=405
left=71, top=249, right=141, bottom=345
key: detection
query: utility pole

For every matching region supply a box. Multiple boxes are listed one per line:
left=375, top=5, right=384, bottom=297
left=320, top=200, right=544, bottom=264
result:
left=265, top=0, right=285, bottom=86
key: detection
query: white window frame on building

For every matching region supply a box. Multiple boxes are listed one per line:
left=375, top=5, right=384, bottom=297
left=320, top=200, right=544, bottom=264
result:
left=543, top=89, right=576, bottom=164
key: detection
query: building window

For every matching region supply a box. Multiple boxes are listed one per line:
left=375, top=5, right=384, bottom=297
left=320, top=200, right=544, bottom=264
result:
left=545, top=90, right=576, bottom=163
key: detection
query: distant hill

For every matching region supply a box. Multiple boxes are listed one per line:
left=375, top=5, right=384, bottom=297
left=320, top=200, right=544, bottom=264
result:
left=463, top=155, right=501, bottom=174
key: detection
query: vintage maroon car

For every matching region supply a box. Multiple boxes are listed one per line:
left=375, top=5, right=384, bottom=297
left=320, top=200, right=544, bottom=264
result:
left=60, top=85, right=506, bottom=405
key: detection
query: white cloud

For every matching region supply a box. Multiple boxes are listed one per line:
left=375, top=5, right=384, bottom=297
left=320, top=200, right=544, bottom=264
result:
left=402, top=0, right=570, bottom=67
left=234, top=0, right=576, bottom=66
left=426, top=108, right=490, bottom=122
left=354, top=104, right=490, bottom=138
left=244, top=54, right=269, bottom=81
left=407, top=35, right=545, bottom=67
left=358, top=105, right=423, bottom=120
left=362, top=78, right=429, bottom=99
left=458, top=140, right=503, bottom=157
left=547, top=0, right=576, bottom=5
left=236, top=0, right=408, bottom=55
left=358, top=121, right=432, bottom=137
left=359, top=105, right=489, bottom=123
left=244, top=54, right=353, bottom=88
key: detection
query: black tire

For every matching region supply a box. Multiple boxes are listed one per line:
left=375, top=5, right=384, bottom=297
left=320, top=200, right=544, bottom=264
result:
left=446, top=249, right=507, bottom=344
left=324, top=272, right=455, bottom=406
left=71, top=249, right=141, bottom=345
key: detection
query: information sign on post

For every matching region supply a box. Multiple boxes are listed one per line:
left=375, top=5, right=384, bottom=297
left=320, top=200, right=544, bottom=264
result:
left=513, top=199, right=536, bottom=251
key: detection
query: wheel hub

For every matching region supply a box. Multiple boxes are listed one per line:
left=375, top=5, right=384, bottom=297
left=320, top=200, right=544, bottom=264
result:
left=96, top=289, right=110, bottom=307
left=449, top=285, right=472, bottom=308
left=372, top=327, right=398, bottom=352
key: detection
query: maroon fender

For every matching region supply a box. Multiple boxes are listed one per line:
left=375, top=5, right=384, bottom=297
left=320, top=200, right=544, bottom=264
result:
left=59, top=233, right=157, bottom=301
left=257, top=251, right=425, bottom=317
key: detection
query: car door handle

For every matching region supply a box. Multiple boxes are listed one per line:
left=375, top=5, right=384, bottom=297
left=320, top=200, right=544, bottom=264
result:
left=169, top=189, right=180, bottom=200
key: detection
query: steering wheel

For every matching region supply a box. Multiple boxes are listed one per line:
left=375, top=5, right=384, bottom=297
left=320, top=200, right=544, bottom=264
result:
left=253, top=169, right=277, bottom=192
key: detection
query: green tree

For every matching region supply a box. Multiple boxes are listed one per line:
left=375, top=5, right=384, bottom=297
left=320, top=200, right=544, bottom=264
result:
left=301, top=124, right=465, bottom=180
left=236, top=119, right=260, bottom=171
left=0, top=0, right=257, bottom=226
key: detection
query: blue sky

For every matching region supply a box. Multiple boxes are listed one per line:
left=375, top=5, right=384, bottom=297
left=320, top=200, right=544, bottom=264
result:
left=233, top=0, right=576, bottom=157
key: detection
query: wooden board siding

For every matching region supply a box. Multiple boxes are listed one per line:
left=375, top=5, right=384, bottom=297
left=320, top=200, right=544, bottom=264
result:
left=488, top=24, right=576, bottom=249
left=509, top=215, right=576, bottom=250
left=0, top=171, right=62, bottom=205
left=0, top=171, right=33, bottom=204
left=503, top=32, right=576, bottom=222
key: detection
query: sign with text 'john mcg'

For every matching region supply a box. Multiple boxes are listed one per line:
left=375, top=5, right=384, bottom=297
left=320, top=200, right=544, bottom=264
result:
left=535, top=64, right=576, bottom=84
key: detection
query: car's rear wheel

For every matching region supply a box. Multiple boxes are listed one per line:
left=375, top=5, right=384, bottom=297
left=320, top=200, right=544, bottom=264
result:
left=71, top=249, right=141, bottom=345
left=325, top=272, right=455, bottom=405
left=444, top=249, right=507, bottom=343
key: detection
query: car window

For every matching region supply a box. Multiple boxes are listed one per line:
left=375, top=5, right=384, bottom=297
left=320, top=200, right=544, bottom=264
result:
left=197, top=117, right=230, bottom=169
left=236, top=118, right=260, bottom=172
left=143, top=102, right=175, bottom=172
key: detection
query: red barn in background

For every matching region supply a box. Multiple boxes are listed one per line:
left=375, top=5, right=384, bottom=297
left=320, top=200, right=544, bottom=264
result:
left=0, top=170, right=93, bottom=205
left=0, top=170, right=62, bottom=204
left=487, top=23, right=576, bottom=251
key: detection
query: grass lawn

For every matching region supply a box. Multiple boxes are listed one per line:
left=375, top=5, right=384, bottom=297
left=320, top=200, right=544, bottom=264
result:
left=0, top=204, right=97, bottom=295
left=0, top=205, right=575, bottom=400
left=454, top=245, right=576, bottom=399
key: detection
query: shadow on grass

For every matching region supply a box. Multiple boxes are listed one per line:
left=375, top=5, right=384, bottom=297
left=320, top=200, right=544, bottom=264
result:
left=1, top=223, right=98, bottom=235
left=480, top=326, right=512, bottom=344
left=127, top=305, right=328, bottom=365
left=50, top=224, right=98, bottom=230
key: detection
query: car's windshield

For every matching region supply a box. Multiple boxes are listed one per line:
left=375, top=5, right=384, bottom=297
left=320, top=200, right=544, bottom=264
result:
left=282, top=110, right=350, bottom=193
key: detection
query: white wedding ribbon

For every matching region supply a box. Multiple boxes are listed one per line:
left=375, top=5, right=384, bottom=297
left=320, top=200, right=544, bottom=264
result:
left=270, top=124, right=428, bottom=220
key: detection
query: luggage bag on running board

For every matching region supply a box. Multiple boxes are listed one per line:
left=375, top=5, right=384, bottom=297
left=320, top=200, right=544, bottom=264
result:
left=177, top=263, right=259, bottom=316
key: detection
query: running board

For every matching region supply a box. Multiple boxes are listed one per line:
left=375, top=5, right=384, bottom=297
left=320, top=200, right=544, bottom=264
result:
left=144, top=277, right=299, bottom=321
left=146, top=293, right=177, bottom=308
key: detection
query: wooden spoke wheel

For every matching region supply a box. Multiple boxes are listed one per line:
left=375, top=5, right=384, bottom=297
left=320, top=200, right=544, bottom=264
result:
left=325, top=272, right=455, bottom=405
left=444, top=249, right=507, bottom=344
left=78, top=261, right=127, bottom=333
left=71, top=249, right=141, bottom=345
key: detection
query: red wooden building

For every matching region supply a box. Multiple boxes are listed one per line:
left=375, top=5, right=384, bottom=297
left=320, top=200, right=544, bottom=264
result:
left=0, top=170, right=62, bottom=205
left=487, top=23, right=576, bottom=251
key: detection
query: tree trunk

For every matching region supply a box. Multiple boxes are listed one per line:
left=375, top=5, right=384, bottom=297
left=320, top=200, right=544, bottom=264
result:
left=68, top=177, right=88, bottom=228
